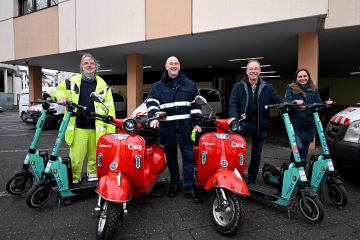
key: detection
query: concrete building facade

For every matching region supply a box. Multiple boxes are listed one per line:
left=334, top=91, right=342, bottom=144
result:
left=0, top=0, right=359, bottom=114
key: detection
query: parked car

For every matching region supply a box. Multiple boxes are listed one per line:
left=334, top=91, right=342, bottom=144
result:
left=25, top=92, right=126, bottom=128
left=0, top=106, right=4, bottom=113
left=19, top=87, right=56, bottom=121
left=325, top=103, right=360, bottom=167
left=130, top=87, right=223, bottom=120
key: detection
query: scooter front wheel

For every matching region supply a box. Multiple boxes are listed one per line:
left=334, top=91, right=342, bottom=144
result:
left=209, top=189, right=244, bottom=235
left=327, top=183, right=348, bottom=207
left=262, top=164, right=280, bottom=185
left=298, top=195, right=324, bottom=223
left=26, top=185, right=52, bottom=208
left=6, top=175, right=33, bottom=195
left=96, top=200, right=120, bottom=240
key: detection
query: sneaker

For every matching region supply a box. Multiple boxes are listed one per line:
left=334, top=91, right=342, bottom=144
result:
left=87, top=173, right=98, bottom=181
left=184, top=192, right=202, bottom=203
left=73, top=179, right=79, bottom=184
left=167, top=187, right=181, bottom=198
left=63, top=197, right=74, bottom=206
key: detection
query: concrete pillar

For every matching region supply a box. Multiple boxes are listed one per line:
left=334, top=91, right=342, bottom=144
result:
left=298, top=31, right=318, bottom=149
left=12, top=72, right=15, bottom=93
left=4, top=68, right=8, bottom=92
left=127, top=53, right=143, bottom=117
left=28, top=66, right=43, bottom=106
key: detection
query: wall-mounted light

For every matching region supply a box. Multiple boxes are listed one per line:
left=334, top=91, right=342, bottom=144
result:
left=260, top=71, right=276, bottom=74
left=350, top=72, right=360, bottom=74
left=241, top=65, right=270, bottom=68
left=143, top=66, right=153, bottom=69
left=97, top=69, right=112, bottom=72
left=260, top=75, right=280, bottom=78
left=227, top=57, right=263, bottom=62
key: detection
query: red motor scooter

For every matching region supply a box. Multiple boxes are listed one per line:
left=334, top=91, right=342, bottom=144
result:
left=192, top=96, right=249, bottom=235
left=89, top=92, right=167, bottom=240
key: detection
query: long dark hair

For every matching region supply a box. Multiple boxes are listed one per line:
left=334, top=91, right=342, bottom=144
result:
left=293, top=68, right=311, bottom=82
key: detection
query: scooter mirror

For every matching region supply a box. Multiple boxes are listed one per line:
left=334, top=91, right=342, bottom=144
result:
left=90, top=92, right=106, bottom=104
left=155, top=111, right=167, bottom=120
left=194, top=95, right=207, bottom=105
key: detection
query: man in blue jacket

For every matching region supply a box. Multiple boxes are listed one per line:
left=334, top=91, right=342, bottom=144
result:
left=229, top=60, right=293, bottom=184
left=147, top=56, right=202, bottom=203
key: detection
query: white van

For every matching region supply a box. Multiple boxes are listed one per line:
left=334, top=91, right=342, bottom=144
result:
left=19, top=87, right=57, bottom=121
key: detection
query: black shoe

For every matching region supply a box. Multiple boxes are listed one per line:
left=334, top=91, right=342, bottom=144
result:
left=184, top=192, right=202, bottom=203
left=63, top=197, right=74, bottom=206
left=167, top=187, right=181, bottom=198
left=243, top=175, right=251, bottom=185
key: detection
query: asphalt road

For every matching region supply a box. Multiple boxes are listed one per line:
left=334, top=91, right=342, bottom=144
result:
left=0, top=111, right=359, bottom=240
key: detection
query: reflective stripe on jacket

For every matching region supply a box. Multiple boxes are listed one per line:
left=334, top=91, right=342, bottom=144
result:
left=53, top=74, right=116, bottom=146
left=147, top=71, right=201, bottom=145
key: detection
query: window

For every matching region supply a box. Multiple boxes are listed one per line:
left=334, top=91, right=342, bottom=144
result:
left=112, top=93, right=124, bottom=103
left=19, top=0, right=58, bottom=16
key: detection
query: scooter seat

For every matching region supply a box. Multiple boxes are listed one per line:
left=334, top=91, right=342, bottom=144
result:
left=137, top=130, right=159, bottom=147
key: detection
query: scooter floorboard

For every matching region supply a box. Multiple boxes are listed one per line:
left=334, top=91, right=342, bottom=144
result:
left=248, top=184, right=279, bottom=198
left=69, top=181, right=98, bottom=194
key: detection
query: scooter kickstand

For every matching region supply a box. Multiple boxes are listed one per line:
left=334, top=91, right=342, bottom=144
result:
left=288, top=209, right=291, bottom=220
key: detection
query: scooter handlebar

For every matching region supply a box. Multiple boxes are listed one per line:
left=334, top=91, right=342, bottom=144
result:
left=90, top=112, right=113, bottom=123
left=265, top=102, right=304, bottom=109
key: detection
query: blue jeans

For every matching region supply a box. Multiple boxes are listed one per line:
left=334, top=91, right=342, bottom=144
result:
left=290, top=135, right=310, bottom=168
left=164, top=143, right=195, bottom=193
left=236, top=121, right=267, bottom=184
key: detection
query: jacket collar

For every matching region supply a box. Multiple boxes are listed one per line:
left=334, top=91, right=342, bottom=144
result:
left=289, top=80, right=317, bottom=98
left=161, top=70, right=188, bottom=84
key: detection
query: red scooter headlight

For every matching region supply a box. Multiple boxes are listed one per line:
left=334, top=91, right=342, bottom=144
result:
left=122, top=118, right=137, bottom=132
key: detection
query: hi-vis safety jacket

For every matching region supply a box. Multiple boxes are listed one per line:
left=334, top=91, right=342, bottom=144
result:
left=53, top=74, right=116, bottom=146
left=147, top=71, right=201, bottom=145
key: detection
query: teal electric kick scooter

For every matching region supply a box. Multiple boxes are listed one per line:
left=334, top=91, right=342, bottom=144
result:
left=253, top=102, right=324, bottom=223
left=26, top=98, right=97, bottom=208
left=306, top=102, right=348, bottom=206
left=6, top=98, right=56, bottom=195
left=262, top=102, right=348, bottom=207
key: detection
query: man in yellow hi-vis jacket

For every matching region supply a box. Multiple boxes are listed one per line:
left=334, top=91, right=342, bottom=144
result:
left=53, top=54, right=115, bottom=204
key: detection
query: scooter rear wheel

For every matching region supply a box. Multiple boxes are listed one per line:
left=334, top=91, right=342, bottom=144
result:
left=6, top=175, right=33, bottom=195
left=327, top=183, right=348, bottom=207
left=26, top=185, right=52, bottom=208
left=96, top=200, right=120, bottom=240
left=298, top=195, right=324, bottom=223
left=262, top=165, right=280, bottom=185
left=209, top=189, right=244, bottom=235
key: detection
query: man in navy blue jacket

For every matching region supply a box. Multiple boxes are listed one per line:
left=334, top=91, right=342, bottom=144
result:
left=146, top=56, right=202, bottom=203
left=229, top=60, right=288, bottom=184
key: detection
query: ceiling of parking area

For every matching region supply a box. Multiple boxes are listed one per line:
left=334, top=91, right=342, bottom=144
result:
left=4, top=16, right=360, bottom=81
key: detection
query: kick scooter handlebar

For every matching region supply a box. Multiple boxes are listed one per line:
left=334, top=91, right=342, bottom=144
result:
left=90, top=112, right=113, bottom=124
left=305, top=102, right=336, bottom=108
left=265, top=102, right=304, bottom=109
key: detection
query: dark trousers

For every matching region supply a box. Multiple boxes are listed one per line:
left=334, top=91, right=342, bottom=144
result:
left=236, top=121, right=267, bottom=184
left=164, top=143, right=195, bottom=193
left=290, top=135, right=310, bottom=168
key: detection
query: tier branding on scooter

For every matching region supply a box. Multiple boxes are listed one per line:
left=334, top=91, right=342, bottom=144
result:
left=315, top=171, right=323, bottom=184
left=55, top=174, right=64, bottom=188
left=231, top=141, right=244, bottom=148
left=128, top=143, right=142, bottom=151
left=285, top=182, right=294, bottom=196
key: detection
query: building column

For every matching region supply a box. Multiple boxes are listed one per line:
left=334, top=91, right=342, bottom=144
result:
left=4, top=68, right=8, bottom=92
left=28, top=66, right=42, bottom=106
left=298, top=31, right=318, bottom=149
left=12, top=71, right=15, bottom=93
left=127, top=53, right=143, bottom=117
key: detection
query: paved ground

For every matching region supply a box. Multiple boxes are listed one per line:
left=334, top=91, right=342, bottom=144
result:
left=0, top=111, right=360, bottom=240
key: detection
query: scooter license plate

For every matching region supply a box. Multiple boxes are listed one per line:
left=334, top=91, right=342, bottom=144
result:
left=298, top=170, right=307, bottom=181
left=327, top=161, right=334, bottom=171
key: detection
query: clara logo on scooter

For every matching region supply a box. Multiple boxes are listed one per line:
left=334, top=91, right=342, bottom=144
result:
left=231, top=141, right=244, bottom=148
left=128, top=143, right=142, bottom=151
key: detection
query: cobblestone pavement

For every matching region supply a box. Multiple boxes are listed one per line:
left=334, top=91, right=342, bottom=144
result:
left=0, top=112, right=359, bottom=240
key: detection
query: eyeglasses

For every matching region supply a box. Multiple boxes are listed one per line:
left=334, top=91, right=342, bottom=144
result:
left=248, top=68, right=260, bottom=71
left=83, top=62, right=95, bottom=66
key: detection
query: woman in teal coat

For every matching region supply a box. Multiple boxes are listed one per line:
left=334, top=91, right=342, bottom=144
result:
left=285, top=68, right=332, bottom=168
